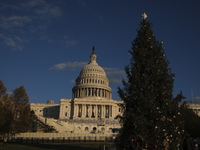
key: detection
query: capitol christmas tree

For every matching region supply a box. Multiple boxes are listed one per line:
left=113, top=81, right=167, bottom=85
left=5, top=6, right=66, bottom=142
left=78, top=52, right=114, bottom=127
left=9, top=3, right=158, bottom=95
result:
left=116, top=13, right=185, bottom=149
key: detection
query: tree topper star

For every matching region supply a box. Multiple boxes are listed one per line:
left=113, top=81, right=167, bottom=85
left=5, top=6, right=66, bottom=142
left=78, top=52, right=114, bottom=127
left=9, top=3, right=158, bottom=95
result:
left=142, top=12, right=147, bottom=20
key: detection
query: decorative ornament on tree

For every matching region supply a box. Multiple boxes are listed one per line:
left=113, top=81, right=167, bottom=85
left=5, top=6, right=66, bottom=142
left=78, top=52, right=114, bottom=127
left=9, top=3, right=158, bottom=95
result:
left=142, top=12, right=148, bottom=20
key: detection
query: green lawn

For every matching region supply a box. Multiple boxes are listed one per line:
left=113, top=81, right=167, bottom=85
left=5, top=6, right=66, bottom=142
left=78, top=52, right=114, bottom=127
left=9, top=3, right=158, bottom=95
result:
left=0, top=142, right=116, bottom=150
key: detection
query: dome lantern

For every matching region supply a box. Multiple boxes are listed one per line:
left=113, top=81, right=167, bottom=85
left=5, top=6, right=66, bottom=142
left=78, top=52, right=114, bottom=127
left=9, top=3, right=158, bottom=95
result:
left=90, top=46, right=97, bottom=64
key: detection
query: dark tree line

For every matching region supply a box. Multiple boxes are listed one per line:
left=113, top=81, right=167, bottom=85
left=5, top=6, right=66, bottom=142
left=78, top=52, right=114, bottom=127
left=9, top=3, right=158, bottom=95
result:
left=0, top=80, right=30, bottom=135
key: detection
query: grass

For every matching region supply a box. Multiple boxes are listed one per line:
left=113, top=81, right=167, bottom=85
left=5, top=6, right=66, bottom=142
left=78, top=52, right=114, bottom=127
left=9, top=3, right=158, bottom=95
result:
left=0, top=142, right=116, bottom=150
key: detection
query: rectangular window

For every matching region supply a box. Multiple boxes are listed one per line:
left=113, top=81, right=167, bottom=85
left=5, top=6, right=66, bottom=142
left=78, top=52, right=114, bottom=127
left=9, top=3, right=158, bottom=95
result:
left=65, top=112, right=67, bottom=116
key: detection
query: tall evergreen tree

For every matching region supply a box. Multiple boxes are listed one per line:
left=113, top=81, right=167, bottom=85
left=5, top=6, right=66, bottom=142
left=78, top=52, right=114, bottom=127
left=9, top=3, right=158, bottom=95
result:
left=116, top=13, right=185, bottom=149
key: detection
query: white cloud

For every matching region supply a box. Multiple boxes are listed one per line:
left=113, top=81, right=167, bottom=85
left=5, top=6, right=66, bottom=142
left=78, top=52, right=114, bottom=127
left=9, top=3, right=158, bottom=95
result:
left=21, top=0, right=46, bottom=7
left=0, top=1, right=62, bottom=29
left=0, top=15, right=32, bottom=29
left=34, top=6, right=62, bottom=18
left=104, top=67, right=126, bottom=85
left=49, top=61, right=88, bottom=71
left=39, top=35, right=51, bottom=42
left=0, top=34, right=24, bottom=51
left=0, top=3, right=19, bottom=10
left=22, top=0, right=62, bottom=18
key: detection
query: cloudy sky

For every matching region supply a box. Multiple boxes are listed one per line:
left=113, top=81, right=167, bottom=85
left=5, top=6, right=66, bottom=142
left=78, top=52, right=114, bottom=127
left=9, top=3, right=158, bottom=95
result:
left=1, top=0, right=200, bottom=104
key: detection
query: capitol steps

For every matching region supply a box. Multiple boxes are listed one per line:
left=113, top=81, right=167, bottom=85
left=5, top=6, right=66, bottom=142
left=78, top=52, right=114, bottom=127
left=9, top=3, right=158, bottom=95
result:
left=37, top=115, right=81, bottom=132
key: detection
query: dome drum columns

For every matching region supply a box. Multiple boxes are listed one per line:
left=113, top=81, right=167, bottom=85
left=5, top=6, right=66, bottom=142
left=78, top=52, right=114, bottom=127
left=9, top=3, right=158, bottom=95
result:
left=72, top=87, right=112, bottom=99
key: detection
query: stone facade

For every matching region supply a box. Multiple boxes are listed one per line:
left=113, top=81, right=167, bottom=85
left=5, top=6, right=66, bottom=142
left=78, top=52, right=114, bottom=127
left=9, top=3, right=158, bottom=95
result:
left=187, top=103, right=200, bottom=116
left=30, top=48, right=122, bottom=132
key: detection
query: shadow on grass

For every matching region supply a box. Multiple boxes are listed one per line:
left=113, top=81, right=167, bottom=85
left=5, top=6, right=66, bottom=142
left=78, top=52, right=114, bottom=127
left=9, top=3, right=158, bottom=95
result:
left=6, top=142, right=116, bottom=150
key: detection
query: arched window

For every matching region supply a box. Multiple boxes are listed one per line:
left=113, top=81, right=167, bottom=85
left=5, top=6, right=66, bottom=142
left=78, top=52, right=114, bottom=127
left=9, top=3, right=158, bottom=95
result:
left=93, top=127, right=97, bottom=131
left=85, top=127, right=89, bottom=130
left=101, top=127, right=105, bottom=131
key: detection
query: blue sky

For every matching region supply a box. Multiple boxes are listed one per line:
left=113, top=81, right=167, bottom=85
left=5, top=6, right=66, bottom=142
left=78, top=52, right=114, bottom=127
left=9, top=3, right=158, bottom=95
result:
left=1, top=0, right=200, bottom=104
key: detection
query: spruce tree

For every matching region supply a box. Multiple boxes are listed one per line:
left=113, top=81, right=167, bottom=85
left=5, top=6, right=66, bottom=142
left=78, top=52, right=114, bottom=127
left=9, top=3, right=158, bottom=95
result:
left=116, top=13, right=185, bottom=149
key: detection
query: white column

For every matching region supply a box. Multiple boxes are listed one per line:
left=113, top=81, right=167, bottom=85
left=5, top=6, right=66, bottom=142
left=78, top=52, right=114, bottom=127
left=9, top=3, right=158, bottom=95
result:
left=99, top=105, right=101, bottom=117
left=112, top=105, right=114, bottom=119
left=86, top=105, right=88, bottom=117
left=95, top=105, right=97, bottom=118
left=97, top=88, right=98, bottom=97
left=109, top=105, right=111, bottom=117
left=81, top=104, right=84, bottom=118
left=77, top=105, right=79, bottom=117
left=102, top=105, right=104, bottom=118
left=90, top=88, right=92, bottom=96
left=104, top=105, right=106, bottom=118
left=114, top=106, right=116, bottom=118
left=74, top=104, right=76, bottom=117
left=77, top=104, right=79, bottom=117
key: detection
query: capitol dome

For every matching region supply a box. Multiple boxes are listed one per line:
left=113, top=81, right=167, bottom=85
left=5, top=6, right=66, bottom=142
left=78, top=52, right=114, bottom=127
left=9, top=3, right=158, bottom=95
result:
left=79, top=47, right=106, bottom=77
left=72, top=47, right=112, bottom=100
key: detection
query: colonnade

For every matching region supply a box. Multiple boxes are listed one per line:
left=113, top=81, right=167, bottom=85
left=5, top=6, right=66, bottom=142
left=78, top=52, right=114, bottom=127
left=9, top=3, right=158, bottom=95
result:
left=73, top=87, right=112, bottom=99
left=77, top=78, right=108, bottom=86
left=73, top=104, right=116, bottom=119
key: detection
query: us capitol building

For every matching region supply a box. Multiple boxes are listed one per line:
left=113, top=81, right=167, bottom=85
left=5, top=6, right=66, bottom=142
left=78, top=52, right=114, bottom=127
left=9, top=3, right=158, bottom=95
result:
left=31, top=47, right=122, bottom=133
